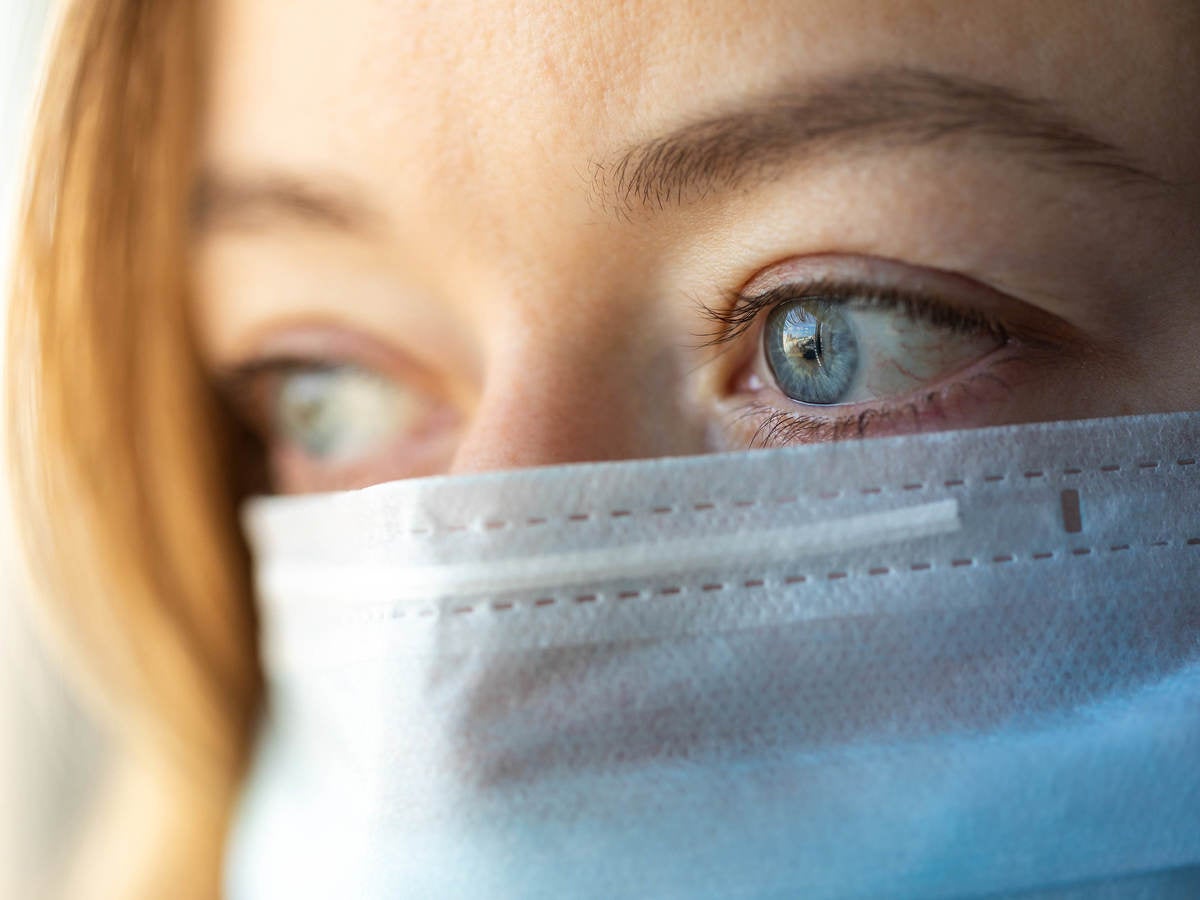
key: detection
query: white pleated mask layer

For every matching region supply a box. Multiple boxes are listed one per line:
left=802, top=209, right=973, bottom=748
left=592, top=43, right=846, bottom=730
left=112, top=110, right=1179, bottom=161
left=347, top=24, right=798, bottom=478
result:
left=228, top=412, right=1200, bottom=900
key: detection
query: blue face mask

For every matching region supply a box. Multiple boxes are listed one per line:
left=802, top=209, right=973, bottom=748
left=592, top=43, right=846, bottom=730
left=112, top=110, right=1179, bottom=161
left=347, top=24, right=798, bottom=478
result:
left=228, top=411, right=1200, bottom=899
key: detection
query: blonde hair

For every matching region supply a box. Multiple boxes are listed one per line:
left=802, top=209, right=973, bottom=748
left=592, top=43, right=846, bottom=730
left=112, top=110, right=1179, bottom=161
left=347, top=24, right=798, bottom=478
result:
left=6, top=1, right=259, bottom=895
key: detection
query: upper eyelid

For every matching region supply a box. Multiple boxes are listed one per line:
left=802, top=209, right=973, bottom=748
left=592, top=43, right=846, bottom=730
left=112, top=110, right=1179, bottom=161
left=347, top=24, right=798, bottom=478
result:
left=697, top=278, right=1009, bottom=350
left=223, top=356, right=349, bottom=382
left=215, top=323, right=451, bottom=401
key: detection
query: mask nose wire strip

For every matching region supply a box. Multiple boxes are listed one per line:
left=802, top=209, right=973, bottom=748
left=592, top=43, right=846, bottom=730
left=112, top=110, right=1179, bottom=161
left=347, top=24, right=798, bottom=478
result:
left=261, top=498, right=959, bottom=602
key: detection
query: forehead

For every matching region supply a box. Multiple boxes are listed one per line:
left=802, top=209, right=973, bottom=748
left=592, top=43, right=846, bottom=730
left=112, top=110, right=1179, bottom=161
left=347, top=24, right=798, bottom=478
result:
left=201, top=1, right=1198, bottom=241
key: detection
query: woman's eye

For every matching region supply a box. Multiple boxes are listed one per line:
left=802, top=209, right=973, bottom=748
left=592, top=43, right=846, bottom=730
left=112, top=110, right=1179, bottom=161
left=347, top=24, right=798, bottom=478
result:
left=273, top=365, right=417, bottom=462
left=712, top=272, right=1049, bottom=447
left=762, top=295, right=1003, bottom=407
left=223, top=347, right=461, bottom=491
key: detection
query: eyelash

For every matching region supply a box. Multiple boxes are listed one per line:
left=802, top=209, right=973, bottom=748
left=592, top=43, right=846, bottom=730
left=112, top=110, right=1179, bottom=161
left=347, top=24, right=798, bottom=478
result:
left=701, top=277, right=1019, bottom=447
left=700, top=277, right=1010, bottom=347
left=222, top=275, right=1042, bottom=471
left=221, top=357, right=334, bottom=426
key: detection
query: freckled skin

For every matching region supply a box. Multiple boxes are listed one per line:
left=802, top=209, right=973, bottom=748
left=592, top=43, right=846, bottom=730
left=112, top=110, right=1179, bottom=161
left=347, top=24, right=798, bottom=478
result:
left=196, top=1, right=1200, bottom=491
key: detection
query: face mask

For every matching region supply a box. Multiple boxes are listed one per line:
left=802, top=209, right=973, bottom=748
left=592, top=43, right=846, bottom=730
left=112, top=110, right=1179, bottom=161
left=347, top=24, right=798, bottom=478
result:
left=226, top=411, right=1200, bottom=899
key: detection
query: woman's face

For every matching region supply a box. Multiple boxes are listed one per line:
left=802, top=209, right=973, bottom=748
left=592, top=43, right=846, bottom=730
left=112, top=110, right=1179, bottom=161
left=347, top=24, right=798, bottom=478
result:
left=194, top=1, right=1200, bottom=494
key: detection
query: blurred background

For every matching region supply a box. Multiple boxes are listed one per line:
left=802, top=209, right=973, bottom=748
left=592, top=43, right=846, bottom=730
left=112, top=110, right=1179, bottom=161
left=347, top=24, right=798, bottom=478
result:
left=1, top=2, right=106, bottom=897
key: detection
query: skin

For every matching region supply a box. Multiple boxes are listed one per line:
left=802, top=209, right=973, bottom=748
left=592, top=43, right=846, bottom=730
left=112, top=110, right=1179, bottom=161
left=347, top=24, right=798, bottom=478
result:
left=194, top=1, right=1200, bottom=494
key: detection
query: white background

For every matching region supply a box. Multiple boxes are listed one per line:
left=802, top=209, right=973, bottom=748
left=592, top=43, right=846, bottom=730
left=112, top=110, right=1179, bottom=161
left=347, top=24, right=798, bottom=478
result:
left=1, top=2, right=103, bottom=897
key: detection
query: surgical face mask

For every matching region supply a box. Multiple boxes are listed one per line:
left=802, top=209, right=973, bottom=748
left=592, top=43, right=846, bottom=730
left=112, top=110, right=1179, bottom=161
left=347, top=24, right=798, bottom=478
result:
left=227, top=411, right=1200, bottom=899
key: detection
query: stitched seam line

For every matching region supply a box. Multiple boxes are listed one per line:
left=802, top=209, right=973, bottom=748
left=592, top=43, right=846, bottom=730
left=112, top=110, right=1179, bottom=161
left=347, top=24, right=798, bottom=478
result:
left=339, top=535, right=1198, bottom=621
left=403, top=456, right=1197, bottom=537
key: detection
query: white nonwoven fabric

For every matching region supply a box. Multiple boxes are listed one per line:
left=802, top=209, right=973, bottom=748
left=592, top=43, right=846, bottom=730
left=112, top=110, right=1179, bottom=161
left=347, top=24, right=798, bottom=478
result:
left=228, top=411, right=1200, bottom=899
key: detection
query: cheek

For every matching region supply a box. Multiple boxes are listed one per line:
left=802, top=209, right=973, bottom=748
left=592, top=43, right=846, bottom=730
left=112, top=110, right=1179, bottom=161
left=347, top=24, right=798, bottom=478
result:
left=1136, top=318, right=1200, bottom=409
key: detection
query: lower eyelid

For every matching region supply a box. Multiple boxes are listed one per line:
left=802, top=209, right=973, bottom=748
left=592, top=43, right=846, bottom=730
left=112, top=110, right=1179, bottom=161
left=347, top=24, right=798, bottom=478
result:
left=729, top=349, right=1035, bottom=448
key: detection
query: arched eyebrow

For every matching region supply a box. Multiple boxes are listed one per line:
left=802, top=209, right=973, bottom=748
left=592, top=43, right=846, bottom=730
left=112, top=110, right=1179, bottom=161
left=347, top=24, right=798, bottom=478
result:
left=593, top=67, right=1168, bottom=217
left=192, top=68, right=1169, bottom=237
left=191, top=170, right=380, bottom=236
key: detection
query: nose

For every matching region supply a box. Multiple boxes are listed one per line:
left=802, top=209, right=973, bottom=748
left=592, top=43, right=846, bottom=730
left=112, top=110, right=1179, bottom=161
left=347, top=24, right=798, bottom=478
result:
left=448, top=334, right=708, bottom=474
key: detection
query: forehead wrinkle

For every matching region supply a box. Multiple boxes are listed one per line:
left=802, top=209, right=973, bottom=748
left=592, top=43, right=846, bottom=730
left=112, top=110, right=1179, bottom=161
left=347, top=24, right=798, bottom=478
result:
left=592, top=67, right=1169, bottom=219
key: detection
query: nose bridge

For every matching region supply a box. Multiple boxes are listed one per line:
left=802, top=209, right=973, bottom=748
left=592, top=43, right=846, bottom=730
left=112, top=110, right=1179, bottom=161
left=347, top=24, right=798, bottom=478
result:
left=448, top=313, right=702, bottom=474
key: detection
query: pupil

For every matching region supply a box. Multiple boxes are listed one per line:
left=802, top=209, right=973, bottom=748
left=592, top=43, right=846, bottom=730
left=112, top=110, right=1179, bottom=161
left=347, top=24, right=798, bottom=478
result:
left=799, top=327, right=821, bottom=362
left=278, top=369, right=344, bottom=458
left=781, top=310, right=822, bottom=365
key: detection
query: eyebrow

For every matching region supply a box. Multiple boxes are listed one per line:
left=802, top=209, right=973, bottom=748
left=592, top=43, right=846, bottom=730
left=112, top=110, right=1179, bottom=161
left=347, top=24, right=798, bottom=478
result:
left=593, top=67, right=1166, bottom=216
left=191, top=170, right=379, bottom=235
left=192, top=67, right=1167, bottom=236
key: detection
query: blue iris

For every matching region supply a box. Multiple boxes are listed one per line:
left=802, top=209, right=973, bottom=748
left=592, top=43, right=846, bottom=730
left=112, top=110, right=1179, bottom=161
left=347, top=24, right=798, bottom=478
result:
left=763, top=299, right=860, bottom=405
